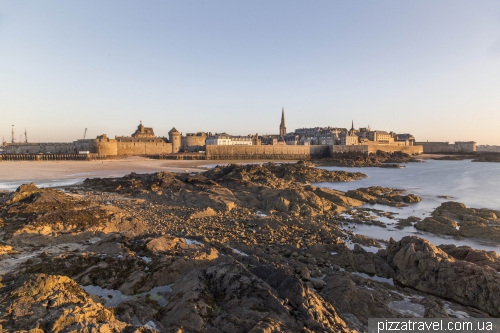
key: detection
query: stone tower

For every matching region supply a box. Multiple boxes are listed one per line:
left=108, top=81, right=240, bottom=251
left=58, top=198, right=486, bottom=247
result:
left=169, top=127, right=181, bottom=153
left=279, top=107, right=286, bottom=137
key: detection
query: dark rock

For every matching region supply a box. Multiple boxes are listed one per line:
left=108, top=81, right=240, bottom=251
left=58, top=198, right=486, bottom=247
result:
left=385, top=236, right=500, bottom=317
left=438, top=244, right=500, bottom=271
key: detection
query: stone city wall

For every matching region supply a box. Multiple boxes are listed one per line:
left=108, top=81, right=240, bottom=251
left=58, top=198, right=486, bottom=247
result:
left=74, top=139, right=100, bottom=153
left=332, top=144, right=423, bottom=155
left=415, top=141, right=476, bottom=153
left=94, top=139, right=118, bottom=155
left=116, top=141, right=172, bottom=155
left=3, top=140, right=105, bottom=155
left=205, top=145, right=330, bottom=159
left=181, top=136, right=206, bottom=150
left=367, top=143, right=423, bottom=154
left=331, top=145, right=370, bottom=155
left=3, top=138, right=173, bottom=156
left=3, top=142, right=78, bottom=154
left=477, top=145, right=500, bottom=152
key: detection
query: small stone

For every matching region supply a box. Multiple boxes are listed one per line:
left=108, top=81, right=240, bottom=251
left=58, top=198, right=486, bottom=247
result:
left=312, top=279, right=325, bottom=289
left=300, top=267, right=311, bottom=281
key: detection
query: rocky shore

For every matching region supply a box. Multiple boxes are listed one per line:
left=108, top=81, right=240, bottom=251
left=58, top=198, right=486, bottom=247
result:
left=314, top=151, right=421, bottom=168
left=414, top=201, right=500, bottom=241
left=431, top=152, right=500, bottom=163
left=0, top=162, right=498, bottom=332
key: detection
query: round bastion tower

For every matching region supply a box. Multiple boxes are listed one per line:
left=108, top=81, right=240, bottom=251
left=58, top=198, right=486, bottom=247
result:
left=169, top=127, right=181, bottom=153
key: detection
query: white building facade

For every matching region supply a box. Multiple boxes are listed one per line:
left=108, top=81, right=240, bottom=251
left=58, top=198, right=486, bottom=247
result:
left=206, top=134, right=253, bottom=146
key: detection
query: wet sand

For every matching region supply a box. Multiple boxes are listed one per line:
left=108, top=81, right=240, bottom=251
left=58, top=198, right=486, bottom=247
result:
left=0, top=156, right=297, bottom=183
left=0, top=156, right=207, bottom=182
left=0, top=154, right=441, bottom=189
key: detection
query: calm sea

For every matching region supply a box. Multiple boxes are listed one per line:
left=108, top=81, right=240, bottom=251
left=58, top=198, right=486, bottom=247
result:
left=314, top=159, right=500, bottom=253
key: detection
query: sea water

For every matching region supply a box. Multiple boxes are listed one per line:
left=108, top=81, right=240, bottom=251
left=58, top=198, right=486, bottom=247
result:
left=314, top=159, right=500, bottom=253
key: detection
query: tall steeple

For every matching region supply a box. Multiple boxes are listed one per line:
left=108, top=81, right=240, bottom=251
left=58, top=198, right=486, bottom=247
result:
left=348, top=120, right=357, bottom=136
left=279, top=107, right=286, bottom=137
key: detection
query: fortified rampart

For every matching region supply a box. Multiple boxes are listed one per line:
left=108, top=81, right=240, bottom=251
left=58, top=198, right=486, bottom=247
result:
left=116, top=140, right=172, bottom=155
left=331, top=145, right=370, bottom=155
left=181, top=133, right=207, bottom=152
left=95, top=136, right=118, bottom=155
left=74, top=139, right=99, bottom=152
left=415, top=141, right=476, bottom=153
left=332, top=144, right=423, bottom=155
left=206, top=145, right=330, bottom=159
left=115, top=136, right=172, bottom=155
left=3, top=135, right=173, bottom=156
left=2, top=142, right=79, bottom=154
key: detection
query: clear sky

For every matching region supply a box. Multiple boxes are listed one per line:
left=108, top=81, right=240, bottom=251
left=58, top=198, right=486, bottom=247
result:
left=1, top=1, right=499, bottom=144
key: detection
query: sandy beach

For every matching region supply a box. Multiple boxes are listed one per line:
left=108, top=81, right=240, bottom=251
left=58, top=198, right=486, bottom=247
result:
left=0, top=153, right=443, bottom=184
left=0, top=156, right=298, bottom=189
left=0, top=156, right=209, bottom=182
left=0, top=153, right=442, bottom=190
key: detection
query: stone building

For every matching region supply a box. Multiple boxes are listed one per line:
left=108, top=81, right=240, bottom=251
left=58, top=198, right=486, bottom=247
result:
left=292, top=120, right=419, bottom=149
left=394, top=133, right=415, bottom=146
left=357, top=127, right=371, bottom=140
left=367, top=130, right=393, bottom=144
left=3, top=122, right=174, bottom=155
left=340, top=121, right=359, bottom=145
left=317, top=128, right=341, bottom=146
left=260, top=135, right=286, bottom=145
left=114, top=122, right=172, bottom=155
left=130, top=122, right=155, bottom=138
left=206, top=133, right=232, bottom=145
left=284, top=133, right=300, bottom=145
left=293, top=127, right=344, bottom=146
left=206, top=133, right=253, bottom=146
left=231, top=136, right=253, bottom=145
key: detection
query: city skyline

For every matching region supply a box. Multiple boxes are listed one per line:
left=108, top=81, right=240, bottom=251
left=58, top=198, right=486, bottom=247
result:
left=1, top=1, right=500, bottom=144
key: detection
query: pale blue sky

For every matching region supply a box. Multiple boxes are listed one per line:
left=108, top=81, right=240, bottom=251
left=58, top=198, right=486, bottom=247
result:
left=1, top=1, right=499, bottom=144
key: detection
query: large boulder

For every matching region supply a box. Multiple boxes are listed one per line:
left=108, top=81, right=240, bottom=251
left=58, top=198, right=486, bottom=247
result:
left=384, top=236, right=500, bottom=317
left=5, top=183, right=40, bottom=205
left=0, top=274, right=153, bottom=332
left=414, top=216, right=459, bottom=235
left=425, top=202, right=500, bottom=241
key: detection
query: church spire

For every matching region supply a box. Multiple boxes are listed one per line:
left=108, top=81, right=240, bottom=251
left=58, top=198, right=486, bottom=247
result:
left=351, top=120, right=354, bottom=130
left=279, top=107, right=286, bottom=137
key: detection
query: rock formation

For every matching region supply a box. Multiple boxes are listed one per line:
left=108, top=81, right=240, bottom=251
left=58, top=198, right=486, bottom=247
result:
left=384, top=236, right=500, bottom=317
left=0, top=163, right=497, bottom=332
left=415, top=201, right=500, bottom=241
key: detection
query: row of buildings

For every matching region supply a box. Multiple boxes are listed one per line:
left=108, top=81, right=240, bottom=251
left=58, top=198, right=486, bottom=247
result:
left=203, top=109, right=416, bottom=149
left=1, top=108, right=475, bottom=155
